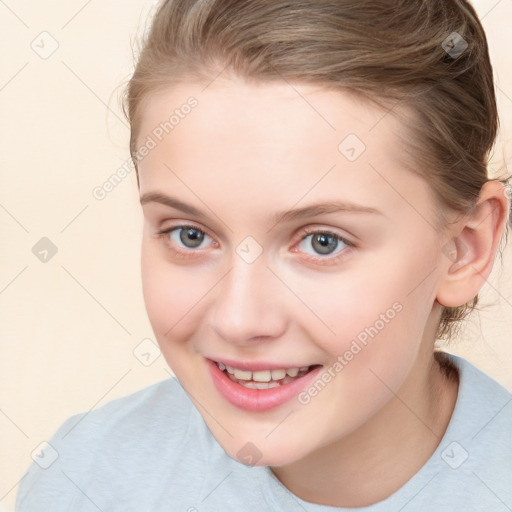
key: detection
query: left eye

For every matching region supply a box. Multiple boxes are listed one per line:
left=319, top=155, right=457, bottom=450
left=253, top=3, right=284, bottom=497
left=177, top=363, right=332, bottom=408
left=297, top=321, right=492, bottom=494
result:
left=298, top=231, right=348, bottom=257
left=167, top=226, right=212, bottom=250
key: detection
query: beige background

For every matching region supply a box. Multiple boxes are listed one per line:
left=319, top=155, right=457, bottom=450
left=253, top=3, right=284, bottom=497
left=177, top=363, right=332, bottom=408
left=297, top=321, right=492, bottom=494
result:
left=1, top=1, right=511, bottom=510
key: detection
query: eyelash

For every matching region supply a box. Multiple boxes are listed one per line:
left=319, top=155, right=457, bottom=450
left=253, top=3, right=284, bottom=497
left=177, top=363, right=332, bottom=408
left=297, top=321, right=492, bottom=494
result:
left=155, top=224, right=354, bottom=264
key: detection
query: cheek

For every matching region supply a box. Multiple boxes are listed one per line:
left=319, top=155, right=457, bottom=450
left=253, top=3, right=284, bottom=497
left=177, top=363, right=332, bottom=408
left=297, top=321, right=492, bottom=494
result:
left=140, top=239, right=208, bottom=348
left=288, top=271, right=432, bottom=440
left=295, top=253, right=436, bottom=377
left=286, top=267, right=404, bottom=354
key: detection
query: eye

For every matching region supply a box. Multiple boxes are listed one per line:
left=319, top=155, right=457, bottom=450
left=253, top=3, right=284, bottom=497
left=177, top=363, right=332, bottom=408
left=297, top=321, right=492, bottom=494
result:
left=158, top=225, right=214, bottom=250
left=296, top=229, right=351, bottom=258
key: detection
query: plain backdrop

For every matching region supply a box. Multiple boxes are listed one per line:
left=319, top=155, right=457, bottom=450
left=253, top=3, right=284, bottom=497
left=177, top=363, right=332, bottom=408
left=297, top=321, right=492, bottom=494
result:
left=1, top=1, right=511, bottom=510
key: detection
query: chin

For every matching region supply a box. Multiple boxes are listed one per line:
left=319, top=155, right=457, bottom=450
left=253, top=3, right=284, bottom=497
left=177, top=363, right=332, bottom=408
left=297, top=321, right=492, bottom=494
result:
left=217, top=434, right=308, bottom=468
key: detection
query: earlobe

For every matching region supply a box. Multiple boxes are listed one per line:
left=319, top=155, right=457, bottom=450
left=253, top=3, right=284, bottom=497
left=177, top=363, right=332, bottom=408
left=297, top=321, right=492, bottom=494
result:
left=436, top=180, right=510, bottom=308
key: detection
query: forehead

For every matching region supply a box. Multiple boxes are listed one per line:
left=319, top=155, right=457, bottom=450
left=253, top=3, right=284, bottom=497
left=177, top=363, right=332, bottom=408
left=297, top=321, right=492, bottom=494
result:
left=137, top=78, right=401, bottom=158
left=136, top=78, right=433, bottom=226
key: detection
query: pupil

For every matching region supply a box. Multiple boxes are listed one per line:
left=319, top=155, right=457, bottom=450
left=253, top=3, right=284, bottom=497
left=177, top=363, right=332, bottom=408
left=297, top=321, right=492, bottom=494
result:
left=180, top=228, right=204, bottom=248
left=312, top=233, right=337, bottom=255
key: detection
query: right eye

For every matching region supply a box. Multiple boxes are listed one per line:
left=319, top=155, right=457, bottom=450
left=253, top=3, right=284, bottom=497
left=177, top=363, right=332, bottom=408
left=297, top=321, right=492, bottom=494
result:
left=157, top=225, right=215, bottom=252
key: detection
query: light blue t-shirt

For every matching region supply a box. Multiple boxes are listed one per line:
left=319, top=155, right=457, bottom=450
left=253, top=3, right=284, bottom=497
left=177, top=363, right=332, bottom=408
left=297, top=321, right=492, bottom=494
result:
left=16, top=354, right=512, bottom=511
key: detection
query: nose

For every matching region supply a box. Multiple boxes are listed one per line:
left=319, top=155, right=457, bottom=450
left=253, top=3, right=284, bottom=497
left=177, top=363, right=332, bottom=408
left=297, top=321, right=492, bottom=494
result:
left=209, top=257, right=288, bottom=346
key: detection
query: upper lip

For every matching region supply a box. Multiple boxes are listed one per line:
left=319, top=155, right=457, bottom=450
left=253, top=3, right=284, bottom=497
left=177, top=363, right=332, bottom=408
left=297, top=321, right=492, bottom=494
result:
left=207, top=357, right=320, bottom=372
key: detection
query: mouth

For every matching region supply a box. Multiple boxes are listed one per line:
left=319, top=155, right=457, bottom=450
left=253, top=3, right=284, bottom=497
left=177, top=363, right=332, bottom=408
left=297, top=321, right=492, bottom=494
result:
left=216, top=361, right=322, bottom=389
left=206, top=358, right=324, bottom=411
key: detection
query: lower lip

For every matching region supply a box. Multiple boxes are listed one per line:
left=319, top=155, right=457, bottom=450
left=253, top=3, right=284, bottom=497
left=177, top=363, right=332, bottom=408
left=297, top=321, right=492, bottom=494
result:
left=206, top=358, right=323, bottom=412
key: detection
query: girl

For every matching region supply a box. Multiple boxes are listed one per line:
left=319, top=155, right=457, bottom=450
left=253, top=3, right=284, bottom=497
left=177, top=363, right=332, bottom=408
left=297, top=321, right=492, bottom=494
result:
left=17, top=0, right=511, bottom=510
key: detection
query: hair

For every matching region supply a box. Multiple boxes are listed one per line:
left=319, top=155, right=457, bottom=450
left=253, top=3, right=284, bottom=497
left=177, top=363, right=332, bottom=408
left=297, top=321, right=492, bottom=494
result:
left=122, top=0, right=510, bottom=340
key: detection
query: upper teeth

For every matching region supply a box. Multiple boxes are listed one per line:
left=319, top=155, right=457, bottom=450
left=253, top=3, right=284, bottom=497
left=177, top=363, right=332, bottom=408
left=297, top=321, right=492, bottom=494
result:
left=217, top=362, right=309, bottom=382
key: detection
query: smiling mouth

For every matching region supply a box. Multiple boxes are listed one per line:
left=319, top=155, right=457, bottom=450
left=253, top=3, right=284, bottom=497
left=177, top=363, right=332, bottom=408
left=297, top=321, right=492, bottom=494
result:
left=215, top=361, right=322, bottom=389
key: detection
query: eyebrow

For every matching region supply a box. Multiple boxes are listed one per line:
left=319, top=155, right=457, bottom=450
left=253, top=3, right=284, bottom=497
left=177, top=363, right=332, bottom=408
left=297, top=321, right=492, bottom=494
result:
left=140, top=192, right=208, bottom=218
left=139, top=192, right=383, bottom=225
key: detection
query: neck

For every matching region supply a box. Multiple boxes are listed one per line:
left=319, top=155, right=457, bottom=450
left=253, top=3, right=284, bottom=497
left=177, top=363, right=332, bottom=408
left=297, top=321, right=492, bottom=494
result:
left=271, top=348, right=459, bottom=508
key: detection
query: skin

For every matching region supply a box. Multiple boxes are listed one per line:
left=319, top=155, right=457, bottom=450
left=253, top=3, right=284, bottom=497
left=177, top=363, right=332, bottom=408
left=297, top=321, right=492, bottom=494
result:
left=136, top=77, right=509, bottom=507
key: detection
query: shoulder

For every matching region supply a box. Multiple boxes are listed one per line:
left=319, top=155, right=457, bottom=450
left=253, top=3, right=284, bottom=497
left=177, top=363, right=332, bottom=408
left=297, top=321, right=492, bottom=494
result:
left=58, top=375, right=192, bottom=447
left=449, top=353, right=512, bottom=422
left=437, top=353, right=512, bottom=504
left=16, top=377, right=193, bottom=511
left=436, top=351, right=511, bottom=432
left=445, top=353, right=512, bottom=445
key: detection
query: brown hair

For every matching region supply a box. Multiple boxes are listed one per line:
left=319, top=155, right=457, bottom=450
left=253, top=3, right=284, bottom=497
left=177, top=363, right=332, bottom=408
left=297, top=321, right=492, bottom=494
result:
left=122, top=0, right=509, bottom=340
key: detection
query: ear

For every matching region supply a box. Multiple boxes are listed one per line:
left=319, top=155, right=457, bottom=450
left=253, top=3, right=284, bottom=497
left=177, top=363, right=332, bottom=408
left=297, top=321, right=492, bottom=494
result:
left=436, top=180, right=510, bottom=308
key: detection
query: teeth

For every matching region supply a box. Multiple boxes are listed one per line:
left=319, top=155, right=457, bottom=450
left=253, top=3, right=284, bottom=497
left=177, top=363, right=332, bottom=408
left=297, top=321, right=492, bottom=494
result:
left=216, top=361, right=315, bottom=384
left=233, top=368, right=252, bottom=381
left=252, top=370, right=272, bottom=382
left=241, top=381, right=281, bottom=389
left=271, top=369, right=286, bottom=380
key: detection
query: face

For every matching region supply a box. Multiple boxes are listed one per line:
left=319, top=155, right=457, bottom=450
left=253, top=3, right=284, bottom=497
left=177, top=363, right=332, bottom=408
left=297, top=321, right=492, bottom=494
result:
left=137, top=78, right=449, bottom=467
